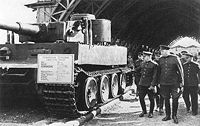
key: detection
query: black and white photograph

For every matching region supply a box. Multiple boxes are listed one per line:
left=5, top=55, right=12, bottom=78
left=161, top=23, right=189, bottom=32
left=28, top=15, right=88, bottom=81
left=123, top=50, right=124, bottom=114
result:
left=0, top=0, right=200, bottom=126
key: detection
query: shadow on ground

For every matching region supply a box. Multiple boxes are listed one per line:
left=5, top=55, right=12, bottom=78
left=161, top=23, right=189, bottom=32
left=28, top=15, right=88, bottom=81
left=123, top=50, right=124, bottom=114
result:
left=0, top=86, right=47, bottom=124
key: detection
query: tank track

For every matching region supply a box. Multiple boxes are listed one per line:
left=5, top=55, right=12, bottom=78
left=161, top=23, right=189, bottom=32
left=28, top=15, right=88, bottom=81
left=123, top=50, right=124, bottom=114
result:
left=37, top=83, right=81, bottom=118
left=37, top=67, right=132, bottom=119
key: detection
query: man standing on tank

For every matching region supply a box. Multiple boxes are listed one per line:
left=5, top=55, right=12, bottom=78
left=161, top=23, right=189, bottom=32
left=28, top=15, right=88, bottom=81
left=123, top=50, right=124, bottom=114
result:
left=182, top=52, right=200, bottom=116
left=138, top=51, right=158, bottom=118
left=158, top=45, right=184, bottom=124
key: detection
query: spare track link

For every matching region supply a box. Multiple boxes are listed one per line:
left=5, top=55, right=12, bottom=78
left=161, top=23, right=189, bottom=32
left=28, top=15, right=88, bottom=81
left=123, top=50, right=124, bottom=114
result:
left=38, top=83, right=81, bottom=118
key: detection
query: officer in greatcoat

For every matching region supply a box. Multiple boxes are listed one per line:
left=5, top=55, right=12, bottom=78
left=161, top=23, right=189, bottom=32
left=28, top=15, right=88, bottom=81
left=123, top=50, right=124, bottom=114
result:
left=182, top=52, right=200, bottom=116
left=134, top=52, right=143, bottom=85
left=134, top=52, right=143, bottom=99
left=158, top=45, right=184, bottom=124
left=138, top=51, right=158, bottom=118
left=153, top=51, right=164, bottom=115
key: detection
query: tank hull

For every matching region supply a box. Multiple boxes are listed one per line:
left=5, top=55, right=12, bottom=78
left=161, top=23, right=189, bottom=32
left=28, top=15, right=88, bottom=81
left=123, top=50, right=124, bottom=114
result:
left=0, top=43, right=132, bottom=118
left=0, top=43, right=126, bottom=68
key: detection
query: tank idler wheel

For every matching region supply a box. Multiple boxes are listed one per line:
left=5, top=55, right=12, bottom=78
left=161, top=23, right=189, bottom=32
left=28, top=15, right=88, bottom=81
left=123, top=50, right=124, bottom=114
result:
left=110, top=73, right=119, bottom=98
left=83, top=77, right=98, bottom=110
left=98, top=75, right=110, bottom=103
left=119, top=73, right=127, bottom=94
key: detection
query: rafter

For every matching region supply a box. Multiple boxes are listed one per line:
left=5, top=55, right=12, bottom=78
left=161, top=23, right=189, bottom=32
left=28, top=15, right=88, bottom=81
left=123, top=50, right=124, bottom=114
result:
left=94, top=0, right=113, bottom=17
left=60, top=0, right=82, bottom=21
left=40, top=9, right=58, bottom=21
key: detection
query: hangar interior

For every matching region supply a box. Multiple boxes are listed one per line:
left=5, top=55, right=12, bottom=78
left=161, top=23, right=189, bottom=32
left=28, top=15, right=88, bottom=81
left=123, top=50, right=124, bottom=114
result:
left=25, top=0, right=200, bottom=58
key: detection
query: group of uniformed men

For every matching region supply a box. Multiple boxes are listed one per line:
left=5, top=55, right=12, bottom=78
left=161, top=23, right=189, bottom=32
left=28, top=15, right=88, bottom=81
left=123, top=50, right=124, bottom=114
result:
left=133, top=45, right=200, bottom=124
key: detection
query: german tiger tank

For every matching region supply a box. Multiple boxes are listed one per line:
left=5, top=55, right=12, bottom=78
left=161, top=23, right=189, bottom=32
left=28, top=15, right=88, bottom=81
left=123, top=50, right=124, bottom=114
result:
left=0, top=14, right=132, bottom=118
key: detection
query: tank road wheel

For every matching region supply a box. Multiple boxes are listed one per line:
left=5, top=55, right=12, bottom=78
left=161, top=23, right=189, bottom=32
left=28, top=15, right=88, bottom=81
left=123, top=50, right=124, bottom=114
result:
left=98, top=75, right=110, bottom=103
left=110, top=73, right=119, bottom=98
left=83, top=77, right=98, bottom=110
left=119, top=73, right=127, bottom=94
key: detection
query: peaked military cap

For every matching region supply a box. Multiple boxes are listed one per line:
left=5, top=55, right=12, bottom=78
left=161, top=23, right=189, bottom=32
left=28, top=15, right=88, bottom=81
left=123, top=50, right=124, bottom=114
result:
left=180, top=50, right=188, bottom=54
left=183, top=52, right=193, bottom=57
left=159, top=45, right=170, bottom=50
left=143, top=51, right=152, bottom=55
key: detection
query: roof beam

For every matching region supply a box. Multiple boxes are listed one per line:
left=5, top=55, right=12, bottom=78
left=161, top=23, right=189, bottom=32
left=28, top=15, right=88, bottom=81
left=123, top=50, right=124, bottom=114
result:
left=59, top=0, right=82, bottom=21
left=94, top=0, right=113, bottom=17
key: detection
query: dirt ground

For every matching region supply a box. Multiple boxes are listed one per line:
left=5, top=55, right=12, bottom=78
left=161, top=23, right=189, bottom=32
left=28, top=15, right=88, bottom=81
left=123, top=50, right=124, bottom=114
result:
left=0, top=93, right=49, bottom=126
left=85, top=92, right=200, bottom=126
left=0, top=89, right=200, bottom=126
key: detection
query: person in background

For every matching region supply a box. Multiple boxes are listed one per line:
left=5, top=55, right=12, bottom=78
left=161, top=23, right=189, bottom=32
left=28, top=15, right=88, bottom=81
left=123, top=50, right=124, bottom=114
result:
left=182, top=52, right=200, bottom=116
left=133, top=52, right=143, bottom=100
left=153, top=51, right=164, bottom=115
left=127, top=54, right=135, bottom=94
left=193, top=55, right=198, bottom=62
left=128, top=54, right=134, bottom=69
left=158, top=45, right=184, bottom=124
left=196, top=52, right=200, bottom=64
left=180, top=50, right=188, bottom=64
left=138, top=51, right=158, bottom=118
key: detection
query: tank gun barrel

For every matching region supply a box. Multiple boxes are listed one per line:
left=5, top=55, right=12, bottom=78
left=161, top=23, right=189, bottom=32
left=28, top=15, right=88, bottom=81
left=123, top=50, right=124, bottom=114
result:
left=0, top=21, right=40, bottom=35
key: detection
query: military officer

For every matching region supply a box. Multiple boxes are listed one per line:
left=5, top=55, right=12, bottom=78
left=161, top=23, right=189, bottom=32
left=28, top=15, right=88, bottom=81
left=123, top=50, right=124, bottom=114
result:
left=134, top=52, right=143, bottom=99
left=134, top=52, right=143, bottom=85
left=128, top=54, right=134, bottom=69
left=153, top=51, right=164, bottom=115
left=182, top=52, right=200, bottom=115
left=158, top=45, right=184, bottom=124
left=180, top=50, right=188, bottom=64
left=127, top=54, right=134, bottom=88
left=138, top=51, right=158, bottom=118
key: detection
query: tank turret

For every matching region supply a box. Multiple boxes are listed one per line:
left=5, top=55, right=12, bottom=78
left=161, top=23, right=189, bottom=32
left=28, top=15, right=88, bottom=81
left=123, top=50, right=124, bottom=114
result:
left=0, top=20, right=89, bottom=43
left=0, top=14, right=111, bottom=44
